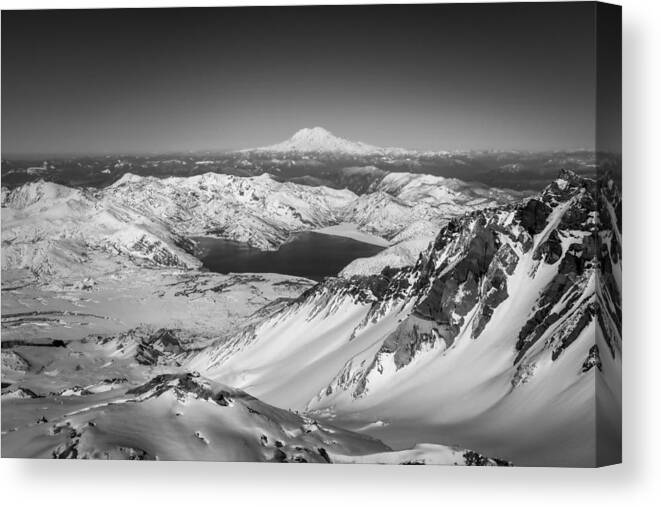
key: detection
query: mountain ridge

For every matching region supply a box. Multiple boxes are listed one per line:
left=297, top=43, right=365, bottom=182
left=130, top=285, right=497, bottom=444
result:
left=188, top=169, right=622, bottom=466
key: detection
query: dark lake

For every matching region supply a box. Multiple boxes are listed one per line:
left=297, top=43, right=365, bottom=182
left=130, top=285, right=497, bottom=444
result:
left=192, top=232, right=385, bottom=281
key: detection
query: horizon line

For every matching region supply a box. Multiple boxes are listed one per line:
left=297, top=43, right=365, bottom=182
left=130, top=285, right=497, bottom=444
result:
left=1, top=147, right=609, bottom=161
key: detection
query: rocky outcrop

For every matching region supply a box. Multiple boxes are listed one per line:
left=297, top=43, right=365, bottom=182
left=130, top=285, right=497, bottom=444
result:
left=463, top=450, right=512, bottom=466
left=533, top=229, right=562, bottom=264
left=515, top=199, right=551, bottom=236
left=582, top=345, right=603, bottom=372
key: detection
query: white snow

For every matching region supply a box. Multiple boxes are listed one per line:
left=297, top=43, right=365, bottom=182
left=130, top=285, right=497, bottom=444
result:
left=314, top=223, right=390, bottom=247
left=1, top=374, right=391, bottom=461
left=245, top=127, right=410, bottom=156
left=330, top=443, right=500, bottom=466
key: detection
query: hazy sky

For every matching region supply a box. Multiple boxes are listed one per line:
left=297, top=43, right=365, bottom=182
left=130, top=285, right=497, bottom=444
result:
left=2, top=3, right=601, bottom=156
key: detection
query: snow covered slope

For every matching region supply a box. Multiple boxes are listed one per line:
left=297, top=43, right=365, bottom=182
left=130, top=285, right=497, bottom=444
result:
left=1, top=180, right=200, bottom=278
left=104, top=172, right=355, bottom=250
left=1, top=372, right=509, bottom=464
left=191, top=169, right=622, bottom=466
left=1, top=372, right=388, bottom=461
left=372, top=171, right=528, bottom=207
left=339, top=221, right=439, bottom=277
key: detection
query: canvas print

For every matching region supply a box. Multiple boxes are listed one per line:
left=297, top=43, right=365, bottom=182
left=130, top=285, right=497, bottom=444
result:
left=1, top=3, right=621, bottom=466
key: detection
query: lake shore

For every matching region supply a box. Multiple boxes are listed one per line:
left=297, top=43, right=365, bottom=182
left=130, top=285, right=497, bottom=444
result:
left=314, top=223, right=390, bottom=247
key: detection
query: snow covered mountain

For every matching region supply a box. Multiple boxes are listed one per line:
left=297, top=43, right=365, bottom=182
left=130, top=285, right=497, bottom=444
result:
left=372, top=171, right=527, bottom=206
left=1, top=173, right=355, bottom=278
left=1, top=180, right=201, bottom=279
left=2, top=170, right=523, bottom=281
left=189, top=169, right=622, bottom=466
left=337, top=172, right=529, bottom=275
left=104, top=172, right=356, bottom=250
left=245, top=127, right=411, bottom=156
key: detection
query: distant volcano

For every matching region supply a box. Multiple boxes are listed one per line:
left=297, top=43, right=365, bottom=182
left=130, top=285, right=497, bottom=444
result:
left=243, top=127, right=412, bottom=155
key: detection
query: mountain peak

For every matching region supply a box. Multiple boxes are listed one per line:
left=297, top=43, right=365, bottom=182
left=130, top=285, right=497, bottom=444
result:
left=290, top=126, right=335, bottom=140
left=285, top=127, right=358, bottom=150
left=245, top=127, right=406, bottom=155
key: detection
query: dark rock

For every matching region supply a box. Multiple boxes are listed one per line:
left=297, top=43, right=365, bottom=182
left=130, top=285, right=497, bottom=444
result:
left=559, top=192, right=596, bottom=231
left=415, top=223, right=499, bottom=324
left=551, top=302, right=596, bottom=361
left=380, top=319, right=447, bottom=370
left=472, top=265, right=509, bottom=339
left=515, top=199, right=551, bottom=236
left=533, top=229, right=563, bottom=264
left=514, top=258, right=591, bottom=361
left=463, top=450, right=511, bottom=466
left=582, top=345, right=603, bottom=372
left=317, top=447, right=331, bottom=463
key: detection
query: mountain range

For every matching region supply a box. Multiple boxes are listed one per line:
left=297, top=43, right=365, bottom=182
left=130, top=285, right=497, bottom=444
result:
left=186, top=169, right=622, bottom=466
left=1, top=130, right=621, bottom=466
left=1, top=127, right=608, bottom=193
left=1, top=169, right=525, bottom=280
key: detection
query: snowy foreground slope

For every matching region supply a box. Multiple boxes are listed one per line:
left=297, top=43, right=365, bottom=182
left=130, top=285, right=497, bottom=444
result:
left=190, top=170, right=622, bottom=466
left=2, top=372, right=509, bottom=465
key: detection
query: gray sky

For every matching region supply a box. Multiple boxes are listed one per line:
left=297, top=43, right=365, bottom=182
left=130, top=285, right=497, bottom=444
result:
left=2, top=3, right=600, bottom=156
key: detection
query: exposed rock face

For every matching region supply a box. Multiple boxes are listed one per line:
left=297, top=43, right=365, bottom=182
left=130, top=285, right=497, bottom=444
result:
left=471, top=243, right=517, bottom=338
left=533, top=229, right=562, bottom=264
left=514, top=239, right=595, bottom=363
left=127, top=373, right=238, bottom=406
left=380, top=316, right=445, bottom=370
left=87, top=327, right=208, bottom=367
left=1, top=350, right=31, bottom=372
left=595, top=172, right=622, bottom=361
left=516, top=199, right=551, bottom=236
left=582, top=345, right=603, bottom=372
left=463, top=450, right=512, bottom=467
left=414, top=216, right=500, bottom=324
left=353, top=185, right=573, bottom=385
